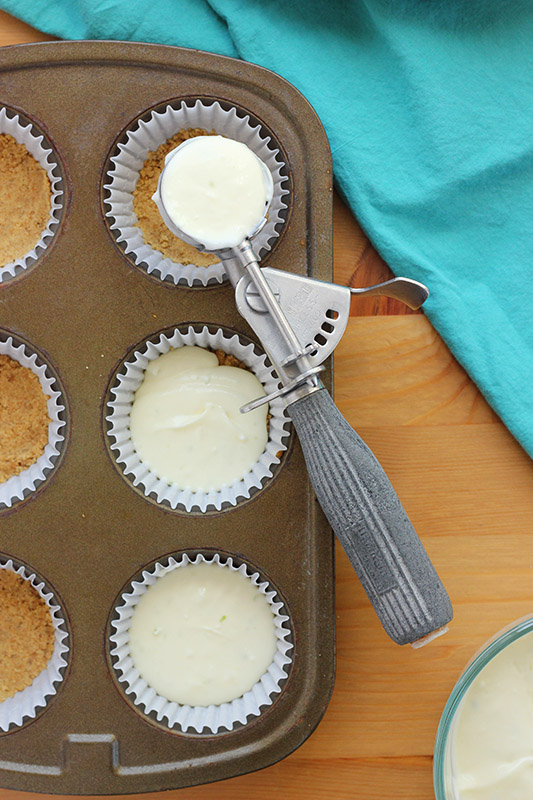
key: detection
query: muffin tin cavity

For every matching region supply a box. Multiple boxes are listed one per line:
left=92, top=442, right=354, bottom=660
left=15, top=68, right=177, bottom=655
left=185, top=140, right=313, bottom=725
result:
left=107, top=551, right=293, bottom=735
left=0, top=555, right=70, bottom=734
left=104, top=323, right=291, bottom=513
left=0, top=331, right=68, bottom=510
left=0, top=107, right=65, bottom=284
left=102, top=98, right=290, bottom=287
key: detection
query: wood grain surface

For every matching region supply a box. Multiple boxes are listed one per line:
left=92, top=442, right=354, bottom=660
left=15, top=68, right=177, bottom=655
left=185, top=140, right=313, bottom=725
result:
left=1, top=10, right=532, bottom=800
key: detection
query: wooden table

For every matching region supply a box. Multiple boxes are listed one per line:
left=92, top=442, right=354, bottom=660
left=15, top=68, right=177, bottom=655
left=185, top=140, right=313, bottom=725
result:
left=1, top=11, right=532, bottom=799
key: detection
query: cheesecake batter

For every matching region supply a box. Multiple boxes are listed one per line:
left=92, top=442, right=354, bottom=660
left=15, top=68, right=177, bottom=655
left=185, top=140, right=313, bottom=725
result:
left=133, top=127, right=220, bottom=267
left=157, top=135, right=273, bottom=251
left=129, top=346, right=268, bottom=491
left=453, top=630, right=533, bottom=799
left=128, top=562, right=278, bottom=707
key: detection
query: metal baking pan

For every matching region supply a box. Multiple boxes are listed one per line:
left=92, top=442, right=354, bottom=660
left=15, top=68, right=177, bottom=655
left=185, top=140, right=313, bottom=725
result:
left=0, top=40, right=334, bottom=794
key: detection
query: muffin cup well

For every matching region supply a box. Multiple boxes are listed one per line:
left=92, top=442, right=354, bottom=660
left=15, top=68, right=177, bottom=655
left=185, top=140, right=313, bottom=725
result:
left=105, top=325, right=290, bottom=513
left=103, top=99, right=289, bottom=286
left=0, top=558, right=69, bottom=732
left=109, top=552, right=293, bottom=734
left=0, top=107, right=63, bottom=283
left=0, top=335, right=67, bottom=509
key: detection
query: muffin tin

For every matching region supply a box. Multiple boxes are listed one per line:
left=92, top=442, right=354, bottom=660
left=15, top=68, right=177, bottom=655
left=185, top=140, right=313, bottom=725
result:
left=0, top=40, right=334, bottom=793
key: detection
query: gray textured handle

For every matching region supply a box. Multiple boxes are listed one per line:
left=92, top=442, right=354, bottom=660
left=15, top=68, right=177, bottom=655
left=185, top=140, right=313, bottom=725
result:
left=288, top=389, right=453, bottom=645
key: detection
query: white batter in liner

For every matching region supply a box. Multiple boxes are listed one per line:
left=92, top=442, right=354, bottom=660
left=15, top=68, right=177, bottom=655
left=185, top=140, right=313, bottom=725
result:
left=106, top=325, right=290, bottom=512
left=128, top=560, right=278, bottom=707
left=109, top=553, right=293, bottom=733
left=129, top=345, right=269, bottom=492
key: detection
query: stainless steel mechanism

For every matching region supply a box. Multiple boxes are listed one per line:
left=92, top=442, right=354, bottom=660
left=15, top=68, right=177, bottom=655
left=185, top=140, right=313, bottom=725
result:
left=235, top=270, right=429, bottom=407
left=223, top=248, right=453, bottom=646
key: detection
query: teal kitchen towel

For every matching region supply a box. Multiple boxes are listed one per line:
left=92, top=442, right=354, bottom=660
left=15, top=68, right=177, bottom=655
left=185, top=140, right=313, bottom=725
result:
left=2, top=0, right=532, bottom=456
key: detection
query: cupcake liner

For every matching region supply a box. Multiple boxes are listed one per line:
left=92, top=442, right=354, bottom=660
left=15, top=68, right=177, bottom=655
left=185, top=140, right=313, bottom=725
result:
left=103, top=99, right=289, bottom=286
left=0, top=107, right=63, bottom=283
left=0, top=558, right=69, bottom=732
left=105, top=325, right=290, bottom=512
left=109, top=552, right=293, bottom=734
left=0, top=335, right=67, bottom=508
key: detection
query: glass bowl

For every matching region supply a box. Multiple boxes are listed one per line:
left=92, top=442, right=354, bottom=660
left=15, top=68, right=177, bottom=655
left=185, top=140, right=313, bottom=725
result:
left=433, top=614, right=533, bottom=799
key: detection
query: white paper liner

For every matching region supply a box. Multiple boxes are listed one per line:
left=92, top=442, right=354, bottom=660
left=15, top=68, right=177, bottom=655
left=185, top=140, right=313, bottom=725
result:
left=106, top=325, right=290, bottom=512
left=0, top=336, right=67, bottom=508
left=0, top=559, right=69, bottom=732
left=109, top=553, right=293, bottom=733
left=0, top=107, right=63, bottom=283
left=103, top=99, right=289, bottom=286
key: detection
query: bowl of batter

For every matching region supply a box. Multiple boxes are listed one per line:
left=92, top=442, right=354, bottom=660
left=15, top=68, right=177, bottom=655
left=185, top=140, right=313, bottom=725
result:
left=434, top=615, right=533, bottom=800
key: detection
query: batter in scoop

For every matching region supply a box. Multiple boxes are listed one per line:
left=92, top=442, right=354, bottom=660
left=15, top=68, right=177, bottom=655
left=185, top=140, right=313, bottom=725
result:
left=156, top=135, right=273, bottom=251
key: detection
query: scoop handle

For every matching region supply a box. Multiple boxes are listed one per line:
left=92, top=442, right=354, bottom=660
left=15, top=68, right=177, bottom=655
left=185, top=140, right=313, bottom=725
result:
left=288, top=388, right=452, bottom=645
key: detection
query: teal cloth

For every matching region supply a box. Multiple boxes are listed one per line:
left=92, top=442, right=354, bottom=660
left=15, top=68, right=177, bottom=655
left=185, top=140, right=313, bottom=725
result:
left=3, top=0, right=532, bottom=456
